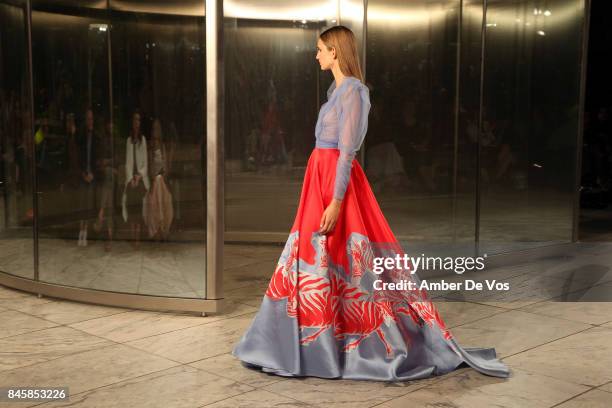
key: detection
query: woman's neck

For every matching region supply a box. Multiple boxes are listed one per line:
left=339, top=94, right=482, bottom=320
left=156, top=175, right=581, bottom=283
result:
left=332, top=65, right=345, bottom=87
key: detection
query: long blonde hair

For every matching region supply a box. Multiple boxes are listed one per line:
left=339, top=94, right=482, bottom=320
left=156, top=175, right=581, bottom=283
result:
left=319, top=25, right=365, bottom=83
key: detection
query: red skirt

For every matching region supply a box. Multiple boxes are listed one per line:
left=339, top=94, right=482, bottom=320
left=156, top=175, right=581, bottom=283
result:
left=232, top=147, right=510, bottom=380
left=290, top=147, right=399, bottom=271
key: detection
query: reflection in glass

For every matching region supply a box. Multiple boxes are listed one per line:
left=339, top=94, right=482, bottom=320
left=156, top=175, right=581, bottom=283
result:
left=455, top=0, right=483, bottom=245
left=110, top=9, right=207, bottom=297
left=0, top=1, right=35, bottom=279
left=32, top=8, right=112, bottom=288
left=0, top=0, right=589, bottom=301
left=224, top=6, right=336, bottom=238
left=28, top=4, right=207, bottom=298
left=478, top=0, right=583, bottom=254
left=366, top=0, right=462, bottom=257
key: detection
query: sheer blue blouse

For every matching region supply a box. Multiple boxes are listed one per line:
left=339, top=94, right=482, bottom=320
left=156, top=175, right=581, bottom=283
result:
left=315, top=76, right=371, bottom=201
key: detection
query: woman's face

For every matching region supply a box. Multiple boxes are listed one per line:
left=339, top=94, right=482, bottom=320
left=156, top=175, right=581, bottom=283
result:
left=152, top=121, right=161, bottom=142
left=132, top=113, right=141, bottom=134
left=316, top=38, right=335, bottom=71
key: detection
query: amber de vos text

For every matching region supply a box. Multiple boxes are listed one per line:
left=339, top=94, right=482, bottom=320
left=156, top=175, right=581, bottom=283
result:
left=371, top=254, right=511, bottom=292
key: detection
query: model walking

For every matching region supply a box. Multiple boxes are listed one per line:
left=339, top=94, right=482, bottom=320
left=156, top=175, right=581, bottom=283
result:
left=232, top=25, right=510, bottom=381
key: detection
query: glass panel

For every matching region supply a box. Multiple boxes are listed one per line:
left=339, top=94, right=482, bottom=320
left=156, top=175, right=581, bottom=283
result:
left=456, top=0, right=483, bottom=244
left=0, top=0, right=35, bottom=279
left=31, top=6, right=112, bottom=287
left=224, top=0, right=337, bottom=243
left=479, top=0, right=583, bottom=254
left=580, top=0, right=610, bottom=241
left=30, top=3, right=207, bottom=298
left=110, top=8, right=207, bottom=297
left=365, top=0, right=464, bottom=257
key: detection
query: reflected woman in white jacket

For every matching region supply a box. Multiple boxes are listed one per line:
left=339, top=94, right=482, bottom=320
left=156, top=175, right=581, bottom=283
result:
left=123, top=111, right=150, bottom=248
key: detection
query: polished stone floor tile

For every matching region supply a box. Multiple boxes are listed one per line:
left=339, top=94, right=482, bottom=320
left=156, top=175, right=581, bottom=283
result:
left=375, top=367, right=588, bottom=408
left=519, top=298, right=612, bottom=326
left=444, top=274, right=596, bottom=308
left=36, top=365, right=253, bottom=408
left=223, top=252, right=264, bottom=271
left=189, top=353, right=283, bottom=388
left=261, top=373, right=448, bottom=408
left=551, top=281, right=612, bottom=302
left=1, top=298, right=128, bottom=325
left=224, top=259, right=277, bottom=291
left=125, top=313, right=256, bottom=363
left=534, top=252, right=612, bottom=286
left=464, top=262, right=545, bottom=281
left=473, top=300, right=554, bottom=310
left=68, top=309, right=207, bottom=343
left=598, top=381, right=612, bottom=393
left=1, top=344, right=179, bottom=399
left=205, top=389, right=315, bottom=408
left=555, top=389, right=612, bottom=408
left=0, top=326, right=114, bottom=371
left=504, top=326, right=612, bottom=387
left=448, top=309, right=591, bottom=357
left=0, top=285, right=30, bottom=300
left=0, top=310, right=58, bottom=339
left=225, top=243, right=284, bottom=261
left=0, top=294, right=56, bottom=312
left=69, top=300, right=255, bottom=343
left=224, top=244, right=281, bottom=270
left=1, top=242, right=612, bottom=407
left=431, top=300, right=507, bottom=328
left=224, top=282, right=269, bottom=307
left=203, top=298, right=259, bottom=321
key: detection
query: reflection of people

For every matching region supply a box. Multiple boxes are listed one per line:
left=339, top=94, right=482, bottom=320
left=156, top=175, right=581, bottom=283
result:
left=232, top=25, right=510, bottom=381
left=401, top=99, right=437, bottom=192
left=365, top=91, right=408, bottom=193
left=145, top=118, right=173, bottom=240
left=122, top=111, right=150, bottom=248
left=34, top=116, right=49, bottom=174
left=16, top=109, right=34, bottom=218
left=95, top=120, right=116, bottom=251
left=77, top=108, right=98, bottom=247
left=480, top=117, right=518, bottom=186
left=245, top=128, right=260, bottom=171
left=258, top=99, right=287, bottom=166
left=64, top=113, right=80, bottom=190
left=165, top=122, right=181, bottom=226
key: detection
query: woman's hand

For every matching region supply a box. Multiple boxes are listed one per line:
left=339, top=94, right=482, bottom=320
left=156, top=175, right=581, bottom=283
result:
left=319, top=199, right=342, bottom=234
left=130, top=174, right=140, bottom=187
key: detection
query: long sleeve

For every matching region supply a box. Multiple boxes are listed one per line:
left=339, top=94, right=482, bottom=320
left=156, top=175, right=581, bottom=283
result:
left=139, top=137, right=150, bottom=190
left=333, top=83, right=371, bottom=201
left=125, top=138, right=133, bottom=186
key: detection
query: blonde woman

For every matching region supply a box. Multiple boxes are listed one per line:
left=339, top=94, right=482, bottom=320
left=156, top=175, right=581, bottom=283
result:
left=144, top=118, right=173, bottom=240
left=232, top=25, right=510, bottom=381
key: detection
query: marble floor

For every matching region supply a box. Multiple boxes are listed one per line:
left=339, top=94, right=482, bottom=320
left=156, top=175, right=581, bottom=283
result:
left=0, top=242, right=612, bottom=407
left=0, top=238, right=210, bottom=298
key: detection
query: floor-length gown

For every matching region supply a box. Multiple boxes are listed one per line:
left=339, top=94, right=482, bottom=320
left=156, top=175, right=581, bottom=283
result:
left=232, top=76, right=511, bottom=381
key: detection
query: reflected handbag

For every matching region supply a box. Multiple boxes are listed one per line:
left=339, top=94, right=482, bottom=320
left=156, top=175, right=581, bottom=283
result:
left=125, top=178, right=146, bottom=203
